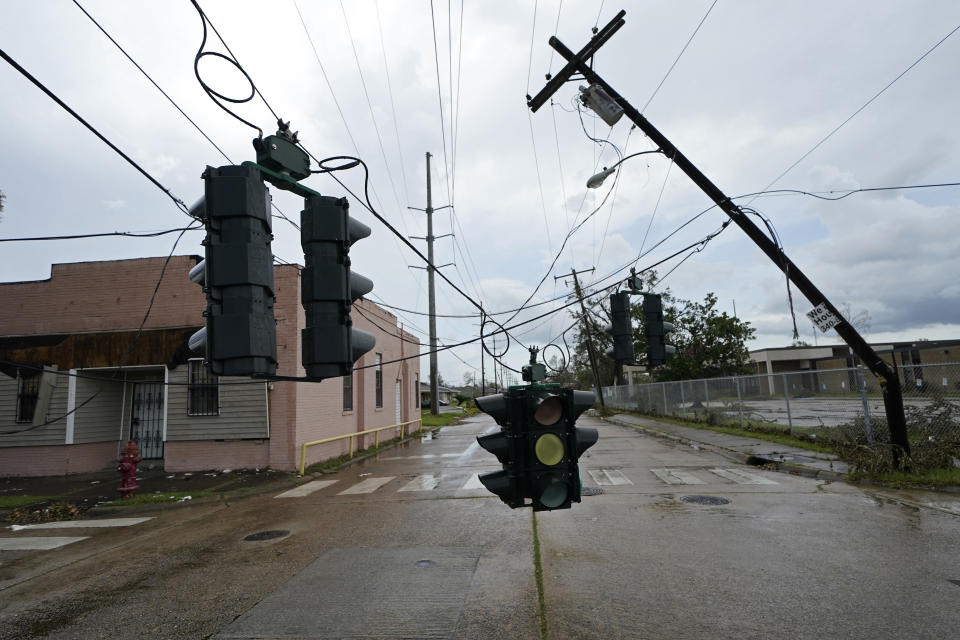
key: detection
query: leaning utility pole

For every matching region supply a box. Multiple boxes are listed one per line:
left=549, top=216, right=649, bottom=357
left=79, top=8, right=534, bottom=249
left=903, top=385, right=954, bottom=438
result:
left=556, top=268, right=605, bottom=408
left=529, top=10, right=910, bottom=464
left=409, top=152, right=453, bottom=415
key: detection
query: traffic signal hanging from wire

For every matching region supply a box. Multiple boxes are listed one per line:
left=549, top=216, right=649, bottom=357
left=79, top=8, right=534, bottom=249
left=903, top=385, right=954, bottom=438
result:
left=188, top=164, right=278, bottom=377
left=604, top=291, right=635, bottom=365
left=300, top=195, right=376, bottom=379
left=643, top=294, right=676, bottom=367
left=475, top=385, right=598, bottom=511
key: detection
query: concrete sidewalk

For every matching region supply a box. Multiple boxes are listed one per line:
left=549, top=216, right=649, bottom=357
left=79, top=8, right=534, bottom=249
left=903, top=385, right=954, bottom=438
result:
left=606, top=413, right=849, bottom=479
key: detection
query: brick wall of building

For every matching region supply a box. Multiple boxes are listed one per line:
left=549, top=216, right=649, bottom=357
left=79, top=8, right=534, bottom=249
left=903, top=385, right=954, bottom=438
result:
left=0, top=258, right=421, bottom=475
left=0, top=256, right=205, bottom=336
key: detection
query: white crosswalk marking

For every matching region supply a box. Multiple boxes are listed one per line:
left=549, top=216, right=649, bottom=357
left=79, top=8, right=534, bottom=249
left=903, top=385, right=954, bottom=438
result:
left=460, top=474, right=486, bottom=490
left=9, top=517, right=152, bottom=530
left=709, top=468, right=779, bottom=485
left=650, top=468, right=707, bottom=485
left=587, top=469, right=633, bottom=486
left=0, top=536, right=89, bottom=550
left=275, top=480, right=339, bottom=498
left=337, top=476, right=395, bottom=495
left=398, top=475, right=441, bottom=492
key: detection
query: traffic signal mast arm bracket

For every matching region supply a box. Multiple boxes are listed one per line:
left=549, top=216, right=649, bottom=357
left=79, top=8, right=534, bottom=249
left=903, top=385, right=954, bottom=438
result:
left=241, top=161, right=320, bottom=199
left=527, top=11, right=909, bottom=461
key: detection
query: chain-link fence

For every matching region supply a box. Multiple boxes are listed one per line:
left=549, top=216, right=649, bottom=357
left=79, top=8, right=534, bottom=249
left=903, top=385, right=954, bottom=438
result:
left=602, top=363, right=960, bottom=446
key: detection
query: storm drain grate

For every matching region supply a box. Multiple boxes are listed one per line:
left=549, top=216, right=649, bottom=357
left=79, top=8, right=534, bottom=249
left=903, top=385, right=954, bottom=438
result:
left=681, top=495, right=730, bottom=506
left=243, top=529, right=290, bottom=542
left=581, top=486, right=604, bottom=496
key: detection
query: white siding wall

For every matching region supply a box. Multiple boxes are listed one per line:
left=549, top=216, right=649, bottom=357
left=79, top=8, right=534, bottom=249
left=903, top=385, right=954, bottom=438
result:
left=0, top=374, right=67, bottom=447
left=72, top=374, right=126, bottom=444
left=165, top=365, right=268, bottom=441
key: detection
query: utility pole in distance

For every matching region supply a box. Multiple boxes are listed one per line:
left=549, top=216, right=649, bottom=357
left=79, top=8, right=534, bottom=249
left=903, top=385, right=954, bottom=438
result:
left=555, top=268, right=605, bottom=409
left=409, top=152, right=453, bottom=416
left=528, top=10, right=910, bottom=464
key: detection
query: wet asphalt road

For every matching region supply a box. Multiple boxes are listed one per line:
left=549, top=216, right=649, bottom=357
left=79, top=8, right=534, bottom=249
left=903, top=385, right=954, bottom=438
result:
left=1, top=413, right=959, bottom=639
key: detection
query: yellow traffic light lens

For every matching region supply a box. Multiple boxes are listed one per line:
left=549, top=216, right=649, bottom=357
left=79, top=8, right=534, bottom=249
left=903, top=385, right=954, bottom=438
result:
left=534, top=433, right=564, bottom=466
left=539, top=477, right=568, bottom=508
left=534, top=396, right=563, bottom=425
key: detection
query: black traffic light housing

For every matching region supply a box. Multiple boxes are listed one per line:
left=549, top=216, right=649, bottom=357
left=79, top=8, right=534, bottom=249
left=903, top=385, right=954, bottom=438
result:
left=189, top=164, right=278, bottom=377
left=300, top=195, right=376, bottom=379
left=643, top=294, right=676, bottom=367
left=475, top=385, right=598, bottom=511
left=604, top=291, right=634, bottom=365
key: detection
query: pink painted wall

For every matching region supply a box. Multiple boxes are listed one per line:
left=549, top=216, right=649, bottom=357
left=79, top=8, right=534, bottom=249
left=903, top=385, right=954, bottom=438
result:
left=0, top=441, right=116, bottom=476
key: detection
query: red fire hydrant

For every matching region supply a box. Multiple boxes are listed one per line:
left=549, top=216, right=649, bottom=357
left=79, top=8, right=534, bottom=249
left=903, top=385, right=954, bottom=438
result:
left=117, top=440, right=141, bottom=499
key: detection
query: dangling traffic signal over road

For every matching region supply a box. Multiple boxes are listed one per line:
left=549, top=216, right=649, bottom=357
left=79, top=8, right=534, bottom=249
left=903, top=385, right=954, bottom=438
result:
left=300, top=195, right=376, bottom=379
left=475, top=385, right=598, bottom=511
left=188, top=164, right=278, bottom=377
left=605, top=291, right=635, bottom=365
left=642, top=294, right=676, bottom=367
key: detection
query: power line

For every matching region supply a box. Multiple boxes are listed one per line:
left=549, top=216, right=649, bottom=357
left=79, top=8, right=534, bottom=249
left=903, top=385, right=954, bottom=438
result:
left=428, top=0, right=453, bottom=204
left=0, top=227, right=200, bottom=243
left=72, top=0, right=301, bottom=235
left=374, top=0, right=411, bottom=206
left=351, top=233, right=724, bottom=373
left=0, top=47, right=195, bottom=221
left=339, top=0, right=404, bottom=213
left=72, top=0, right=231, bottom=164
left=0, top=224, right=198, bottom=434
left=641, top=0, right=718, bottom=113
left=753, top=20, right=960, bottom=198
left=291, top=0, right=422, bottom=295
left=191, top=0, right=281, bottom=127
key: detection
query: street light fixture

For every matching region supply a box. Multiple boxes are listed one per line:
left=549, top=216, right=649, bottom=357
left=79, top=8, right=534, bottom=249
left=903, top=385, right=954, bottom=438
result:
left=585, top=149, right=662, bottom=189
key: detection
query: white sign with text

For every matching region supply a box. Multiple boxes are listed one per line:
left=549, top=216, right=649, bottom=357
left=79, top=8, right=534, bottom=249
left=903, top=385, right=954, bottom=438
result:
left=807, top=303, right=841, bottom=332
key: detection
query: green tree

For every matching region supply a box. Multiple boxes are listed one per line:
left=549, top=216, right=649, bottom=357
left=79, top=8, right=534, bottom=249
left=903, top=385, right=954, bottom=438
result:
left=651, top=292, right=755, bottom=381
left=568, top=271, right=755, bottom=385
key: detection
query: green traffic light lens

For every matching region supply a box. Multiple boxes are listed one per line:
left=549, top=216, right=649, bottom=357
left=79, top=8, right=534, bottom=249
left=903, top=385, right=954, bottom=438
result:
left=539, top=478, right=568, bottom=508
left=534, top=433, right=565, bottom=466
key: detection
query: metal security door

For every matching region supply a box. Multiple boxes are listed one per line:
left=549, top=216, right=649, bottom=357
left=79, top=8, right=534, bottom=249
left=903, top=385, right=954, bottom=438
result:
left=130, top=381, right=164, bottom=459
left=395, top=380, right=402, bottom=424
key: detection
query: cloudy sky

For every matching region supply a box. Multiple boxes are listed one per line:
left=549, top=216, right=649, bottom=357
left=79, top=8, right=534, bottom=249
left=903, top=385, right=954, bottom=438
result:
left=2, top=1, right=959, bottom=387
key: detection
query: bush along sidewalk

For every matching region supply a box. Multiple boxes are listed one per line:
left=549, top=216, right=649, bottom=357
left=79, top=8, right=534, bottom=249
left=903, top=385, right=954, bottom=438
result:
left=833, top=394, right=960, bottom=487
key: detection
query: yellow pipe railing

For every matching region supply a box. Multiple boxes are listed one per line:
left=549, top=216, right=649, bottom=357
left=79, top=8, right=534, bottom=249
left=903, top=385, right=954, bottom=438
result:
left=299, top=418, right=423, bottom=476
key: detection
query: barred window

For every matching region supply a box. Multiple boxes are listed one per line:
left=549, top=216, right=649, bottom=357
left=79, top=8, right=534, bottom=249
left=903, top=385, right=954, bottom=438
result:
left=375, top=353, right=383, bottom=408
left=342, top=372, right=353, bottom=412
left=16, top=371, right=40, bottom=423
left=415, top=375, right=420, bottom=408
left=187, top=359, right=219, bottom=416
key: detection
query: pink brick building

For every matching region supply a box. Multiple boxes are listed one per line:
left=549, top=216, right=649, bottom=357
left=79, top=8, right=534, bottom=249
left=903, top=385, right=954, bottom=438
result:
left=0, top=256, right=421, bottom=476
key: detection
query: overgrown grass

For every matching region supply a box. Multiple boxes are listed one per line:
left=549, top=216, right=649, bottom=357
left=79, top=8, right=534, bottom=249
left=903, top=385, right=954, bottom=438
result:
left=0, top=495, right=51, bottom=509
left=99, top=491, right=213, bottom=506
left=848, top=467, right=960, bottom=488
left=420, top=406, right=478, bottom=428
left=620, top=410, right=835, bottom=454
left=618, top=393, right=960, bottom=484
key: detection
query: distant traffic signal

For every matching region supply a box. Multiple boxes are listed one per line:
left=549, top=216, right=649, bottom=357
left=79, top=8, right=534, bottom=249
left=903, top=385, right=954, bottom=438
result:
left=642, top=294, right=676, bottom=367
left=604, top=291, right=634, bottom=365
left=300, top=195, right=376, bottom=379
left=475, top=385, right=598, bottom=511
left=188, top=164, right=278, bottom=377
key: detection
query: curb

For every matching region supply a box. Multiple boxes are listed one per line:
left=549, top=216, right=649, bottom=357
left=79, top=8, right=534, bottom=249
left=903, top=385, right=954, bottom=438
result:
left=4, top=427, right=449, bottom=521
left=603, top=415, right=848, bottom=483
